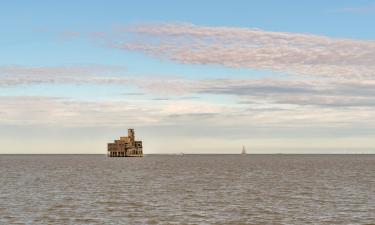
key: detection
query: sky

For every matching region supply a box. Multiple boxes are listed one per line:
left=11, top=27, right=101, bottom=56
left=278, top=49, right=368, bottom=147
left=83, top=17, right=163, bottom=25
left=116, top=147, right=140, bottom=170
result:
left=1, top=0, right=375, bottom=154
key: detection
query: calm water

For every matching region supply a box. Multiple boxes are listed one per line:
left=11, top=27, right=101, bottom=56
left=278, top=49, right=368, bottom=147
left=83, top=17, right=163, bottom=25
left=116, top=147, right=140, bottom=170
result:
left=0, top=154, right=374, bottom=224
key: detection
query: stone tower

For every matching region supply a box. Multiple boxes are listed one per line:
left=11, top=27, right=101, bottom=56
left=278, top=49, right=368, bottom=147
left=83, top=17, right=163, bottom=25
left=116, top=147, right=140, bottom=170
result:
left=128, top=128, right=135, bottom=144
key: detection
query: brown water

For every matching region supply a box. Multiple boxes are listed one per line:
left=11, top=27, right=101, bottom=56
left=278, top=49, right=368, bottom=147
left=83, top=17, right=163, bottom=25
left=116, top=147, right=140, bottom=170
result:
left=0, top=155, right=374, bottom=224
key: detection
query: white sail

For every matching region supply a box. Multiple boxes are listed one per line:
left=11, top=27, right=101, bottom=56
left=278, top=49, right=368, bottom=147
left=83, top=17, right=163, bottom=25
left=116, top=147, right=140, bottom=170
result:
left=241, top=145, right=247, bottom=154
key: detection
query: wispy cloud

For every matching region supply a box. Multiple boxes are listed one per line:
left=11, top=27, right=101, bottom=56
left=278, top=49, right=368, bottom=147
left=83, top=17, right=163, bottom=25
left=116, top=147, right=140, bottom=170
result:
left=0, top=65, right=126, bottom=76
left=0, top=96, right=232, bottom=127
left=0, top=73, right=132, bottom=86
left=0, top=65, right=132, bottom=86
left=1, top=61, right=375, bottom=133
left=195, top=78, right=375, bottom=108
left=2, top=65, right=375, bottom=108
left=336, top=4, right=375, bottom=13
left=0, top=96, right=158, bottom=126
left=101, top=23, right=375, bottom=79
left=0, top=95, right=373, bottom=129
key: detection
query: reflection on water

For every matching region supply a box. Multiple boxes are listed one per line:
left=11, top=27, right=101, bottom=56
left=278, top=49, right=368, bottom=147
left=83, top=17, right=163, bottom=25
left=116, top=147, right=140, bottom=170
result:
left=0, top=154, right=374, bottom=224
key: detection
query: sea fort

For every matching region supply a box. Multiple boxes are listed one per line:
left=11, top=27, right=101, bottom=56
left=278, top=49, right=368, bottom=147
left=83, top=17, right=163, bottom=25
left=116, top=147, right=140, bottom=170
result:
left=107, top=128, right=143, bottom=157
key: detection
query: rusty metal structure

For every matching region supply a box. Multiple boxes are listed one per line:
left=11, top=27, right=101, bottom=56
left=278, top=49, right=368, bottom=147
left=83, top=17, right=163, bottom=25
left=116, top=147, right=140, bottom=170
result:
left=107, top=128, right=143, bottom=157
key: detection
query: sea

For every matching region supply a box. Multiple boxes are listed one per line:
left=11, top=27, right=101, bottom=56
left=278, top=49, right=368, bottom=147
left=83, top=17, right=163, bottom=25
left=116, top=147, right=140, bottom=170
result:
left=0, top=154, right=374, bottom=225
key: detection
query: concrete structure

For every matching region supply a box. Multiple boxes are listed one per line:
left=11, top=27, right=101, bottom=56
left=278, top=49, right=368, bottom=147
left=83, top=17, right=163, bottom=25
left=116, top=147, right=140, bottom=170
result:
left=107, top=129, right=143, bottom=157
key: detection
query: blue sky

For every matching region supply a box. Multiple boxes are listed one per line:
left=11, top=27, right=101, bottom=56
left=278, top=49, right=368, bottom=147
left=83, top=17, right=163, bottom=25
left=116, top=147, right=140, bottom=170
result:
left=1, top=0, right=375, bottom=153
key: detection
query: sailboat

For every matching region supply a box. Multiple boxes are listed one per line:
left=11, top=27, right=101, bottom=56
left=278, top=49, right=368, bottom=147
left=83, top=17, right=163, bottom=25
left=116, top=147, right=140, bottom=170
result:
left=241, top=145, right=247, bottom=155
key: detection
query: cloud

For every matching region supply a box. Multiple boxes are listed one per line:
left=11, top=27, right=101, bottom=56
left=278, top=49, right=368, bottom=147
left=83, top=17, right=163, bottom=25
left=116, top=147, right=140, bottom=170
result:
left=105, top=23, right=375, bottom=79
left=0, top=96, right=233, bottom=127
left=114, top=76, right=375, bottom=108
left=0, top=95, right=372, bottom=130
left=336, top=4, right=375, bottom=13
left=0, top=73, right=132, bottom=86
left=1, top=73, right=375, bottom=132
left=0, top=65, right=126, bottom=76
left=0, top=96, right=159, bottom=127
left=0, top=65, right=133, bottom=87
left=1, top=65, right=375, bottom=108
left=1, top=64, right=375, bottom=132
left=0, top=65, right=196, bottom=95
left=196, top=78, right=375, bottom=108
